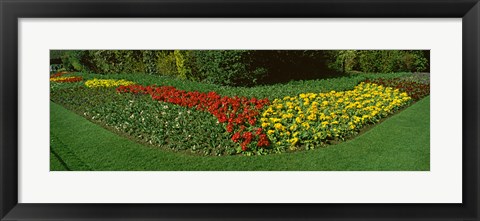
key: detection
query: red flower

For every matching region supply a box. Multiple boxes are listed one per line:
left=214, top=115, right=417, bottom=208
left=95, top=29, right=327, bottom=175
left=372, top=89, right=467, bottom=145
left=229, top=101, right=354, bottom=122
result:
left=117, top=84, right=272, bottom=152
left=232, top=132, right=241, bottom=142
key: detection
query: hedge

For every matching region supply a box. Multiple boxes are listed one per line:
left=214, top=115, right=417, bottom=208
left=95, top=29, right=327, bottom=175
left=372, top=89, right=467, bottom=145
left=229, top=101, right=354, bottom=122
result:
left=53, top=50, right=429, bottom=86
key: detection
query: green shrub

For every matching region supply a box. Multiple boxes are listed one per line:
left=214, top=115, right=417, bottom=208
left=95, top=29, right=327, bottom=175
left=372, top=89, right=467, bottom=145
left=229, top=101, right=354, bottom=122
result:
left=155, top=51, right=178, bottom=76
left=190, top=50, right=267, bottom=86
left=50, top=50, right=65, bottom=65
left=87, top=50, right=145, bottom=74
left=60, top=51, right=88, bottom=71
left=357, top=50, right=429, bottom=73
left=54, top=50, right=429, bottom=86
left=174, top=50, right=194, bottom=80
left=142, top=50, right=157, bottom=75
left=325, top=50, right=358, bottom=73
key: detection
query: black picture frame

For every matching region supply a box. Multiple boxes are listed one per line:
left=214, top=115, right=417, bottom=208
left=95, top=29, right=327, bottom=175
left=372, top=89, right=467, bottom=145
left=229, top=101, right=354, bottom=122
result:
left=1, top=0, right=479, bottom=220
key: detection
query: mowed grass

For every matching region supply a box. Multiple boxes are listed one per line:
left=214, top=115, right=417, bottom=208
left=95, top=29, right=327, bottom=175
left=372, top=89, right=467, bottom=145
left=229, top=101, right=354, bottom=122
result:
left=50, top=96, right=430, bottom=171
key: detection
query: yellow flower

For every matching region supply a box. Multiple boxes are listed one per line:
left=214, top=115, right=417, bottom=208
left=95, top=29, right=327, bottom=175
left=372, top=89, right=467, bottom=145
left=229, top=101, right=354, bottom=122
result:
left=295, top=117, right=303, bottom=124
left=85, top=78, right=135, bottom=88
left=50, top=76, right=81, bottom=82
left=289, top=137, right=299, bottom=145
left=257, top=82, right=412, bottom=148
left=274, top=123, right=284, bottom=131
left=301, top=122, right=310, bottom=129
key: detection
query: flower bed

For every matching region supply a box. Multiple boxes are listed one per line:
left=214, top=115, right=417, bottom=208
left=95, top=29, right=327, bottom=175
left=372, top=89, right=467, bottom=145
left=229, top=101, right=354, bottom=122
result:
left=51, top=73, right=428, bottom=156
left=260, top=82, right=412, bottom=151
left=50, top=76, right=83, bottom=83
left=50, top=71, right=70, bottom=78
left=50, top=87, right=238, bottom=156
left=85, top=79, right=136, bottom=88
left=117, top=85, right=270, bottom=154
left=363, top=78, right=430, bottom=101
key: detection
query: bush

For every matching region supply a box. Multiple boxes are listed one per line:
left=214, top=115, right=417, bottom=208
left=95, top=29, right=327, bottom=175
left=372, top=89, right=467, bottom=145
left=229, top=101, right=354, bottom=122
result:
left=326, top=50, right=358, bottom=74
left=60, top=51, right=88, bottom=71
left=357, top=50, right=429, bottom=73
left=52, top=50, right=429, bottom=87
left=50, top=50, right=64, bottom=64
left=174, top=50, right=195, bottom=80
left=87, top=50, right=145, bottom=74
left=190, top=50, right=267, bottom=86
left=155, top=51, right=178, bottom=76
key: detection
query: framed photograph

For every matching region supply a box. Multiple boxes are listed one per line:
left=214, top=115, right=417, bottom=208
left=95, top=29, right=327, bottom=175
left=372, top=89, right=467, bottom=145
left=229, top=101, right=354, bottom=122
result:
left=1, top=0, right=479, bottom=220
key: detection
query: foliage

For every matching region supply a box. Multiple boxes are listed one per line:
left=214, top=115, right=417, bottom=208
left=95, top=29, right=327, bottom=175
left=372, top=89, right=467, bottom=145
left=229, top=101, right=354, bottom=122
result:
left=357, top=50, right=429, bottom=73
left=155, top=51, right=178, bottom=76
left=87, top=50, right=145, bottom=74
left=325, top=50, right=429, bottom=73
left=189, top=50, right=267, bottom=86
left=60, top=51, right=89, bottom=71
left=50, top=50, right=65, bottom=60
left=326, top=50, right=358, bottom=73
left=50, top=64, right=66, bottom=73
left=52, top=50, right=429, bottom=87
left=174, top=50, right=193, bottom=79
left=142, top=50, right=158, bottom=75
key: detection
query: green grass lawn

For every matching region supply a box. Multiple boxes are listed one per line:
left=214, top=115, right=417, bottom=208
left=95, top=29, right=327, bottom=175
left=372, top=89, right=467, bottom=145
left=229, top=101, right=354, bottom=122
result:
left=50, top=96, right=430, bottom=171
